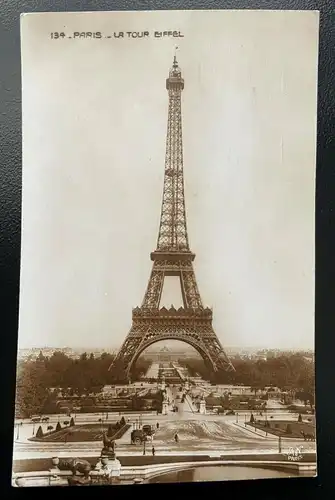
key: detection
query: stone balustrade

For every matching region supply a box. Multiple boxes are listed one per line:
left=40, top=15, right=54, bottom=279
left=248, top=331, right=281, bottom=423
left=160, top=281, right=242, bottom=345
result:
left=12, top=457, right=316, bottom=487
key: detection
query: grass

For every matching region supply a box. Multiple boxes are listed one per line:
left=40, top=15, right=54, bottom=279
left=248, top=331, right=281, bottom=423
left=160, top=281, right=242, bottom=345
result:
left=30, top=423, right=130, bottom=443
left=12, top=452, right=317, bottom=474
left=246, top=419, right=315, bottom=439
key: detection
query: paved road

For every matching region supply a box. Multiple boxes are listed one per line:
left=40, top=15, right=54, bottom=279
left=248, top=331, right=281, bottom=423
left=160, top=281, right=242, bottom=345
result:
left=13, top=408, right=309, bottom=444
left=13, top=412, right=316, bottom=461
left=13, top=380, right=315, bottom=463
left=13, top=436, right=315, bottom=461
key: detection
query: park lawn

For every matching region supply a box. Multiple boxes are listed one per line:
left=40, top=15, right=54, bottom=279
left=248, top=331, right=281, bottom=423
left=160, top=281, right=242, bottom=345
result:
left=30, top=423, right=129, bottom=443
left=247, top=419, right=315, bottom=439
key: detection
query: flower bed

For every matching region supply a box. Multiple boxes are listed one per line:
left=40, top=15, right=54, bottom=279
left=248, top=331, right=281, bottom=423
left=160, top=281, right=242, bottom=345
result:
left=246, top=420, right=315, bottom=439
left=29, top=422, right=130, bottom=443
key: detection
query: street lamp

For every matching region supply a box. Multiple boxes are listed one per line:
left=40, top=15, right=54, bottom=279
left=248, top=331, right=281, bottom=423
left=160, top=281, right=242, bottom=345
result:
left=265, top=409, right=268, bottom=436
left=32, top=422, right=35, bottom=436
left=16, top=424, right=19, bottom=441
left=143, top=437, right=146, bottom=456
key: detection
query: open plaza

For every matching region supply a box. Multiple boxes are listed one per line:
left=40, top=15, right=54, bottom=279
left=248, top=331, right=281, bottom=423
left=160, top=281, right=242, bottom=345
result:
left=12, top=360, right=316, bottom=486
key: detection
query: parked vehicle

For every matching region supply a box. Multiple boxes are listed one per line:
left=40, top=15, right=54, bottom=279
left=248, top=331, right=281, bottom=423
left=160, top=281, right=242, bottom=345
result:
left=131, top=425, right=155, bottom=444
left=131, top=429, right=149, bottom=445
left=142, top=424, right=155, bottom=436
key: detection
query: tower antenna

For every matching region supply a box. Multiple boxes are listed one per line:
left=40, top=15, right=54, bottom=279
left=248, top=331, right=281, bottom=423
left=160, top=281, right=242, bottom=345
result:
left=173, top=45, right=179, bottom=65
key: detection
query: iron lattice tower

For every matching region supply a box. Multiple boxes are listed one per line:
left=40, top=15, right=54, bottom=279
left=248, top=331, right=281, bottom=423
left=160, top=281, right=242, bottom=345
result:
left=109, top=56, right=234, bottom=381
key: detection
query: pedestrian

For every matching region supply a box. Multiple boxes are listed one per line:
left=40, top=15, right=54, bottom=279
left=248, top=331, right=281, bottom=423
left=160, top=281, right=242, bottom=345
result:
left=152, top=446, right=155, bottom=456
left=174, top=433, right=179, bottom=443
left=156, top=422, right=159, bottom=429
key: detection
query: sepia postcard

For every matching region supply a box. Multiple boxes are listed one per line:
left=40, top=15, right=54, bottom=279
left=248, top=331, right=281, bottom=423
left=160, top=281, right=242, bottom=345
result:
left=13, top=9, right=319, bottom=486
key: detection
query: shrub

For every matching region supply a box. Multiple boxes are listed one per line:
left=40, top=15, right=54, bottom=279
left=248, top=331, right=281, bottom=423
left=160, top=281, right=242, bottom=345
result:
left=107, top=424, right=114, bottom=437
left=56, top=422, right=62, bottom=432
left=120, top=416, right=126, bottom=426
left=286, top=424, right=292, bottom=434
left=36, top=426, right=43, bottom=438
left=70, top=417, right=75, bottom=426
left=250, top=413, right=255, bottom=423
left=298, top=414, right=302, bottom=422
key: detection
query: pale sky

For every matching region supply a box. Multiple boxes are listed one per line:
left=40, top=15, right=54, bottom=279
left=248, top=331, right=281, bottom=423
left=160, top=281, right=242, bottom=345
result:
left=19, top=10, right=319, bottom=350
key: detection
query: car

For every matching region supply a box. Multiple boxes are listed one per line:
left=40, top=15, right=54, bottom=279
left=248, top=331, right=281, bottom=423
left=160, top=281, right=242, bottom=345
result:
left=131, top=429, right=152, bottom=445
left=142, top=424, right=155, bottom=436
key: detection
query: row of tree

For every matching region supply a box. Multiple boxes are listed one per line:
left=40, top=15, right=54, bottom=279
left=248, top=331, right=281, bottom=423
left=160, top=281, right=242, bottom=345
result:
left=15, top=350, right=314, bottom=418
left=15, top=351, right=152, bottom=418
left=180, top=354, right=315, bottom=399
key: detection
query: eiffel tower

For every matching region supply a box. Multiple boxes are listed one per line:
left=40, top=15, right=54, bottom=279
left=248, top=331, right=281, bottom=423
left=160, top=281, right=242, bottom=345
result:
left=109, top=55, right=234, bottom=382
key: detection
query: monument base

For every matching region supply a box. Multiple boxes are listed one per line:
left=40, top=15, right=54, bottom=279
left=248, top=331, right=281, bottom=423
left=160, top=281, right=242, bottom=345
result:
left=95, top=456, right=122, bottom=483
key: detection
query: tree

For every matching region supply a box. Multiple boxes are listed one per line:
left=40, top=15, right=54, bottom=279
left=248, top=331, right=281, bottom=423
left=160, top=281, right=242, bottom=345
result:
left=107, top=424, right=114, bottom=437
left=286, top=423, right=292, bottom=434
left=15, top=360, right=49, bottom=418
left=56, top=421, right=62, bottom=432
left=250, top=413, right=255, bottom=423
left=298, top=414, right=302, bottom=423
left=70, top=417, right=75, bottom=426
left=41, top=392, right=58, bottom=414
left=120, top=416, right=126, bottom=426
left=36, top=426, right=44, bottom=438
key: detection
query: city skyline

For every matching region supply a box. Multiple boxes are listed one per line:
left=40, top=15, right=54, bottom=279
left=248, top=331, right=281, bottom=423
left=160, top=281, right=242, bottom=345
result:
left=18, top=342, right=314, bottom=352
left=19, top=10, right=317, bottom=353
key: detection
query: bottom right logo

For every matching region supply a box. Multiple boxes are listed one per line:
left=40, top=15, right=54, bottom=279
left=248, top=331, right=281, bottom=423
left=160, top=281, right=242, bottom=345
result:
left=284, top=446, right=304, bottom=461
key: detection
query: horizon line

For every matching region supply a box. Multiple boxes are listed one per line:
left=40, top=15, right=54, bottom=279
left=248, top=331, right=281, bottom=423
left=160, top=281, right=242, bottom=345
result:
left=17, top=345, right=314, bottom=352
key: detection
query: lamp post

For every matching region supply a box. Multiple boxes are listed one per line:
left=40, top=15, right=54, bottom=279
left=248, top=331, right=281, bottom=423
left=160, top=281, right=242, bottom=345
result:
left=244, top=413, right=246, bottom=427
left=16, top=424, right=19, bottom=441
left=143, top=437, right=146, bottom=456
left=265, top=409, right=268, bottom=437
left=278, top=435, right=282, bottom=454
left=32, top=422, right=35, bottom=436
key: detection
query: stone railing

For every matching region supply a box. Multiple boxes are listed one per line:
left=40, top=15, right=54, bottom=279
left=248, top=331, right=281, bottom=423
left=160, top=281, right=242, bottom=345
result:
left=12, top=458, right=317, bottom=487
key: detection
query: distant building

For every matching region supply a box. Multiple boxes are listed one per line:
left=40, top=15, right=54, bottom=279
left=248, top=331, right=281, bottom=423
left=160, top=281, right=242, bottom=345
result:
left=142, top=346, right=191, bottom=362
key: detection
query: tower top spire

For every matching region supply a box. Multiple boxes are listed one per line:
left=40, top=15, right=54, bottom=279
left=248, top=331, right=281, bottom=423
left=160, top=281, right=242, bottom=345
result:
left=173, top=46, right=179, bottom=66
left=167, top=48, right=183, bottom=88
